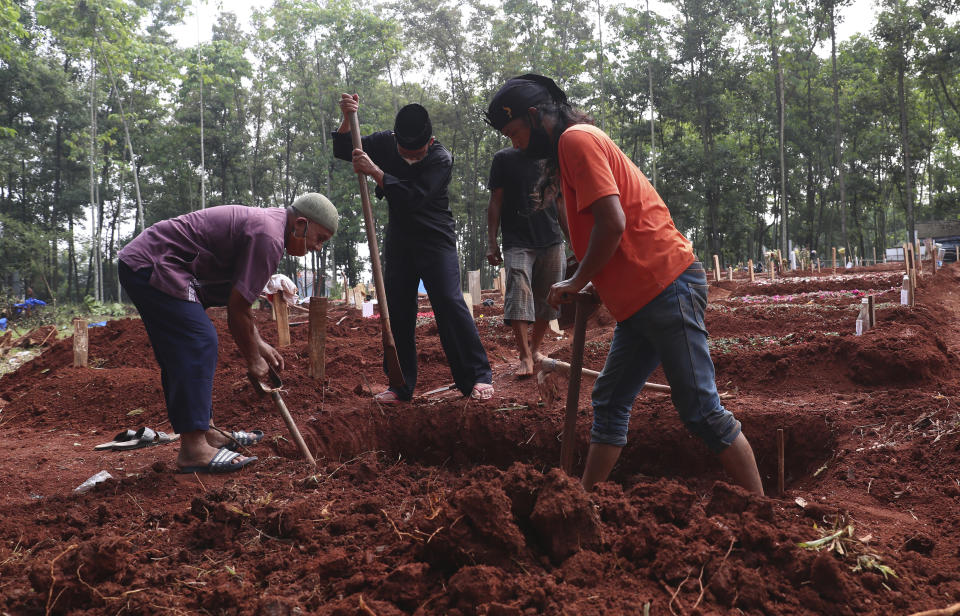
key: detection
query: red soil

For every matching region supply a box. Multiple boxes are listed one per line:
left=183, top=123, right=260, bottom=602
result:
left=1, top=262, right=959, bottom=615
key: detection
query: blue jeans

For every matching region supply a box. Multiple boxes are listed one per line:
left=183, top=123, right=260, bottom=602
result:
left=590, top=263, right=741, bottom=453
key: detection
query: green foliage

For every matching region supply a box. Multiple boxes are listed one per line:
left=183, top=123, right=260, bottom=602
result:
left=1, top=0, right=959, bottom=300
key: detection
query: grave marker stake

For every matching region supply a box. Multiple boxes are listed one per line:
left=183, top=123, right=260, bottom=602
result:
left=273, top=294, right=290, bottom=348
left=73, top=318, right=88, bottom=368
left=468, top=270, right=481, bottom=311
left=748, top=259, right=754, bottom=282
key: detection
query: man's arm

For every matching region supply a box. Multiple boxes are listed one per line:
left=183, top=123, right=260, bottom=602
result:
left=227, top=289, right=283, bottom=380
left=487, top=188, right=504, bottom=266
left=379, top=155, right=451, bottom=212
left=547, top=195, right=624, bottom=306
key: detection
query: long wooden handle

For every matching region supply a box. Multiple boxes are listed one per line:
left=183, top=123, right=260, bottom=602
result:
left=560, top=293, right=592, bottom=475
left=346, top=110, right=405, bottom=388
left=541, top=358, right=672, bottom=393
left=271, top=391, right=316, bottom=467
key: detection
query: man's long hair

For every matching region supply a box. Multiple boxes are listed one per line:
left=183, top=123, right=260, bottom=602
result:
left=533, top=103, right=595, bottom=209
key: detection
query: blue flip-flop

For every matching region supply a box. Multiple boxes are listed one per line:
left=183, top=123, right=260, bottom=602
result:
left=177, top=447, right=257, bottom=474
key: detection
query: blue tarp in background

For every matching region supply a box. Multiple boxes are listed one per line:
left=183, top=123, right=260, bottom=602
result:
left=13, top=298, right=46, bottom=313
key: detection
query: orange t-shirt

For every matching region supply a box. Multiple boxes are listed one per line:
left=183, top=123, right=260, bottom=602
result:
left=558, top=124, right=694, bottom=321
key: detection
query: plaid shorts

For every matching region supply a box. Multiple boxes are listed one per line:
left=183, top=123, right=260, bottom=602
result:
left=503, top=243, right=565, bottom=324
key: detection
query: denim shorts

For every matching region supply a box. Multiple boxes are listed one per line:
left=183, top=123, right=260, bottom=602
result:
left=589, top=263, right=741, bottom=453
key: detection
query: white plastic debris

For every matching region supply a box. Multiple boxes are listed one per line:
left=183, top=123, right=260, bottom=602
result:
left=74, top=470, right=114, bottom=494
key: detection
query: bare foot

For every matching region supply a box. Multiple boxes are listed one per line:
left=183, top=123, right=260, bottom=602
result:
left=517, top=356, right=534, bottom=377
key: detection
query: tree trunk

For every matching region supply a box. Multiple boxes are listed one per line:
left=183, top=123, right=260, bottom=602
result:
left=97, top=40, right=144, bottom=235
left=88, top=50, right=102, bottom=302
left=897, top=34, right=913, bottom=244
left=830, top=4, right=849, bottom=258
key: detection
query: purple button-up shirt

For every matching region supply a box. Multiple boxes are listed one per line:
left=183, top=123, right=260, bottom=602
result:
left=118, top=205, right=287, bottom=307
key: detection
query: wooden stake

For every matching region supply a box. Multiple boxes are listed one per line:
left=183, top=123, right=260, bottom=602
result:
left=561, top=294, right=592, bottom=475
left=769, top=259, right=775, bottom=281
left=777, top=428, right=785, bottom=496
left=463, top=292, right=473, bottom=318
left=867, top=295, right=876, bottom=329
left=915, top=241, right=922, bottom=274
left=498, top=269, right=506, bottom=300
left=713, top=255, right=721, bottom=282
left=72, top=318, right=88, bottom=368
left=273, top=295, right=290, bottom=348
left=308, top=297, right=327, bottom=381
left=748, top=259, right=754, bottom=282
left=832, top=247, right=837, bottom=274
left=727, top=266, right=733, bottom=281
left=468, top=270, right=481, bottom=310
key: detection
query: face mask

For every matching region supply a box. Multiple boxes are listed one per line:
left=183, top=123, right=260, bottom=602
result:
left=286, top=220, right=308, bottom=256
left=524, top=117, right=554, bottom=160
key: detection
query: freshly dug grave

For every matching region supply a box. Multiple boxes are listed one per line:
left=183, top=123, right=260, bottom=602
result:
left=1, top=263, right=959, bottom=615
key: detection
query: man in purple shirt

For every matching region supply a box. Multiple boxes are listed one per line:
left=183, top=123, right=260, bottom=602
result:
left=118, top=194, right=338, bottom=473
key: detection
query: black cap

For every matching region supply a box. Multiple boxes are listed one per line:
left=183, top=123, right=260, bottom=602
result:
left=484, top=74, right=567, bottom=131
left=394, top=103, right=432, bottom=150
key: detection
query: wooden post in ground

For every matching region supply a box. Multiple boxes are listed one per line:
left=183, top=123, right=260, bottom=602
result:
left=769, top=259, right=775, bottom=281
left=867, top=295, right=876, bottom=329
left=713, top=255, right=721, bottom=282
left=777, top=428, right=785, bottom=496
left=272, top=294, right=290, bottom=347
left=915, top=241, right=922, bottom=274
left=463, top=292, right=474, bottom=318
left=73, top=318, right=88, bottom=368
left=932, top=245, right=938, bottom=274
left=727, top=266, right=733, bottom=281
left=906, top=243, right=917, bottom=302
left=832, top=247, right=837, bottom=274
left=498, top=269, right=506, bottom=300
left=748, top=259, right=754, bottom=282
left=468, top=270, right=481, bottom=311
left=308, top=297, right=327, bottom=381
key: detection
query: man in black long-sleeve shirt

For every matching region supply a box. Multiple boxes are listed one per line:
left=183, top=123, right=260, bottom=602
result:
left=333, top=94, right=493, bottom=402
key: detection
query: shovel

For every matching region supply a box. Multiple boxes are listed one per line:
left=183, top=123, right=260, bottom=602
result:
left=248, top=366, right=316, bottom=467
left=560, top=291, right=599, bottom=476
left=346, top=109, right=405, bottom=390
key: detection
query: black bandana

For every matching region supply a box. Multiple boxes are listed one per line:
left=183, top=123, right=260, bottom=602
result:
left=483, top=74, right=567, bottom=131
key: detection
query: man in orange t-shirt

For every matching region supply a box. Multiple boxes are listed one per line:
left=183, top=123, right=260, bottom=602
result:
left=485, top=74, right=763, bottom=494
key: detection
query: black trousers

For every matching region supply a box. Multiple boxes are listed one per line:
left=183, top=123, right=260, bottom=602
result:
left=119, top=261, right=218, bottom=433
left=383, top=237, right=492, bottom=399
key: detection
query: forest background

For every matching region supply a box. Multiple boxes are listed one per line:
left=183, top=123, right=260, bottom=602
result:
left=1, top=0, right=958, bottom=305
